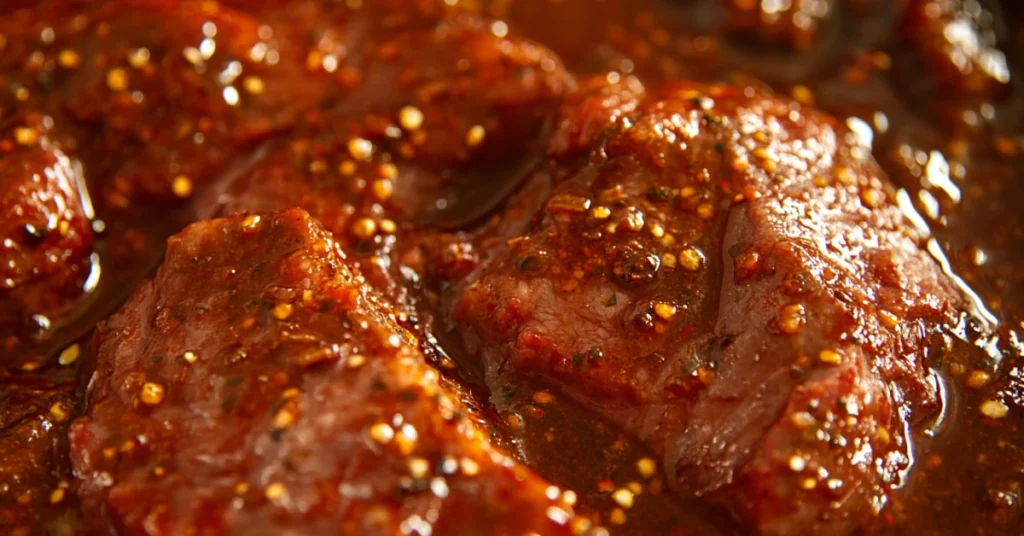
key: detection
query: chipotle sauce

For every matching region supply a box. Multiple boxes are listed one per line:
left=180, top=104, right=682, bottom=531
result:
left=0, top=1, right=1021, bottom=534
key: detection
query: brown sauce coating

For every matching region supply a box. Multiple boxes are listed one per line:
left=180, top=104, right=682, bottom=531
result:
left=0, top=362, right=81, bottom=534
left=70, top=209, right=594, bottom=535
left=0, top=118, right=94, bottom=337
left=0, top=0, right=342, bottom=208
left=0, top=0, right=1020, bottom=534
left=899, top=0, right=1013, bottom=100
left=449, top=79, right=962, bottom=533
left=195, top=9, right=572, bottom=307
left=721, top=0, right=834, bottom=51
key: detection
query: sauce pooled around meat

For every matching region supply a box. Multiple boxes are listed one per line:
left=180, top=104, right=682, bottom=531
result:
left=0, top=1, right=1021, bottom=535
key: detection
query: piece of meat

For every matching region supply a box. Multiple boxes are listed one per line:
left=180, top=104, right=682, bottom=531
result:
left=331, top=12, right=574, bottom=167
left=547, top=75, right=647, bottom=157
left=194, top=7, right=573, bottom=226
left=0, top=0, right=335, bottom=207
left=0, top=118, right=94, bottom=337
left=196, top=11, right=572, bottom=305
left=69, top=209, right=594, bottom=536
left=0, top=365, right=82, bottom=536
left=721, top=0, right=834, bottom=51
left=894, top=0, right=1013, bottom=101
left=418, top=74, right=648, bottom=295
left=199, top=11, right=572, bottom=225
left=449, top=80, right=963, bottom=534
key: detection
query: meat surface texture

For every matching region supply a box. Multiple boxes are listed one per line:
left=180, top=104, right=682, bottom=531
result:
left=450, top=80, right=963, bottom=534
left=0, top=118, right=94, bottom=335
left=70, top=209, right=590, bottom=535
left=1, top=0, right=1014, bottom=534
left=0, top=363, right=81, bottom=533
left=196, top=8, right=573, bottom=303
left=0, top=0, right=334, bottom=207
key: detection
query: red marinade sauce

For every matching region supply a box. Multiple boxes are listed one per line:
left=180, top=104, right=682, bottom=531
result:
left=0, top=1, right=1021, bottom=535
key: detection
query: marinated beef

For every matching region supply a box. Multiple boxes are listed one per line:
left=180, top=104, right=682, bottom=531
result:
left=450, top=80, right=963, bottom=534
left=196, top=10, right=572, bottom=230
left=721, top=0, right=834, bottom=51
left=69, top=209, right=592, bottom=535
left=0, top=119, right=94, bottom=336
left=0, top=1, right=1021, bottom=534
left=0, top=364, right=81, bottom=535
left=0, top=0, right=333, bottom=207
left=897, top=0, right=1013, bottom=100
left=196, top=11, right=571, bottom=304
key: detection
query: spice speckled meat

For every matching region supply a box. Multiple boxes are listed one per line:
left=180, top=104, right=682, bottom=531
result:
left=0, top=366, right=80, bottom=532
left=70, top=209, right=592, bottom=536
left=450, top=80, right=963, bottom=534
left=0, top=119, right=94, bottom=335
left=0, top=0, right=1020, bottom=534
left=196, top=9, right=572, bottom=308
left=0, top=0, right=335, bottom=206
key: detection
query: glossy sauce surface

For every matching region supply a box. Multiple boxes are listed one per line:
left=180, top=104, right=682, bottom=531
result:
left=0, top=1, right=1021, bottom=535
left=489, top=1, right=1024, bottom=533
